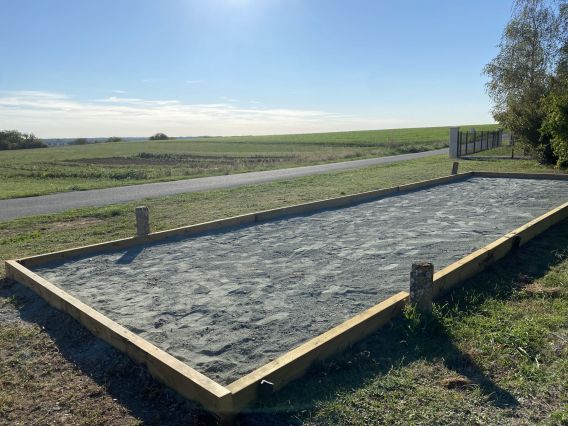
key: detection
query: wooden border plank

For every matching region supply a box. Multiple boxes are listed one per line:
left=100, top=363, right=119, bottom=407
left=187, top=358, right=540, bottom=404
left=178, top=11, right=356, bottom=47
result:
left=397, top=172, right=473, bottom=192
left=472, top=171, right=568, bottom=180
left=227, top=292, right=409, bottom=411
left=4, top=260, right=233, bottom=414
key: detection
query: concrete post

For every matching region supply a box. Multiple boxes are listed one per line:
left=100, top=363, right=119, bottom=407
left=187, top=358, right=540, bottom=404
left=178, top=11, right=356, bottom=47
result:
left=451, top=161, right=459, bottom=175
left=135, top=206, right=150, bottom=236
left=449, top=127, right=459, bottom=158
left=410, top=262, right=433, bottom=313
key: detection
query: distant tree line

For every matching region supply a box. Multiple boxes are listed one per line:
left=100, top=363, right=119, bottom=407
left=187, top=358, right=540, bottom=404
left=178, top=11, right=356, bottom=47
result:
left=484, top=0, right=568, bottom=166
left=69, top=136, right=124, bottom=145
left=1, top=130, right=173, bottom=149
left=69, top=138, right=88, bottom=145
left=0, top=130, right=46, bottom=150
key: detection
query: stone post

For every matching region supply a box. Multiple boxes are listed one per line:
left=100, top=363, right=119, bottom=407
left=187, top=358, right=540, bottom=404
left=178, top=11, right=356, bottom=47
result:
left=449, top=127, right=459, bottom=158
left=135, top=206, right=150, bottom=236
left=451, top=161, right=459, bottom=175
left=409, top=262, right=433, bottom=313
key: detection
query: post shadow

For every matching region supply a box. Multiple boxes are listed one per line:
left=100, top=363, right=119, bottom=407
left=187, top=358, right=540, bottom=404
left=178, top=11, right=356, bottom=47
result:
left=116, top=246, right=144, bottom=264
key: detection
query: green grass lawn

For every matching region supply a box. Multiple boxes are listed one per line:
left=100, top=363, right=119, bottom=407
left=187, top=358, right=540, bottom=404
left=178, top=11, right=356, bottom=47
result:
left=0, top=124, right=497, bottom=199
left=0, top=154, right=566, bottom=425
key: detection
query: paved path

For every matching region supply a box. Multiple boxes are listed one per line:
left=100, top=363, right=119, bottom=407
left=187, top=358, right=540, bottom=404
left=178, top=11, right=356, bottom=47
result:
left=0, top=148, right=448, bottom=221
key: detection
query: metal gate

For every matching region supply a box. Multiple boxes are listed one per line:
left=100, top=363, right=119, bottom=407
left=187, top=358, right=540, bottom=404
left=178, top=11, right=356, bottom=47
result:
left=457, top=129, right=502, bottom=157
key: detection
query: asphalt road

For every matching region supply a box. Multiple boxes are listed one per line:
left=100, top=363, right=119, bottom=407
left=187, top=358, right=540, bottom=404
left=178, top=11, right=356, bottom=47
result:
left=0, top=148, right=448, bottom=221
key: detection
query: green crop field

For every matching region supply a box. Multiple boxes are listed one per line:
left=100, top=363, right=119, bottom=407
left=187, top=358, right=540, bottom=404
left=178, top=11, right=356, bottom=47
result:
left=0, top=124, right=497, bottom=199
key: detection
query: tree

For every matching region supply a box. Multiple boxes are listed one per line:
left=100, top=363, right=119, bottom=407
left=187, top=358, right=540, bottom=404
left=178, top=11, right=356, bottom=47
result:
left=106, top=136, right=122, bottom=143
left=540, top=3, right=568, bottom=166
left=484, top=0, right=563, bottom=163
left=149, top=133, right=169, bottom=141
left=0, top=130, right=46, bottom=150
left=69, top=138, right=88, bottom=145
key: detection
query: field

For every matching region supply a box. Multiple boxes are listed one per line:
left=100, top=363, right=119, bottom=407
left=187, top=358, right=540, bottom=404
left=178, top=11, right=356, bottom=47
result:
left=1, top=154, right=567, bottom=424
left=0, top=124, right=498, bottom=199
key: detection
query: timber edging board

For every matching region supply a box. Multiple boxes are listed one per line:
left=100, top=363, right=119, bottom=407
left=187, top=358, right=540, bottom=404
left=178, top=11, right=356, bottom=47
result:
left=4, top=259, right=232, bottom=414
left=227, top=291, right=409, bottom=411
left=4, top=171, right=568, bottom=418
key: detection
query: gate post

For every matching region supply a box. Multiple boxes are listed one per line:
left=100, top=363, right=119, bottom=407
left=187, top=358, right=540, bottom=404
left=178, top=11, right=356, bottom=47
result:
left=449, top=127, right=459, bottom=158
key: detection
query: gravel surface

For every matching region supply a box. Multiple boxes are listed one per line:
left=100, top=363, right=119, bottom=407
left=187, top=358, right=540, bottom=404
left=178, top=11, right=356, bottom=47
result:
left=32, top=177, right=568, bottom=384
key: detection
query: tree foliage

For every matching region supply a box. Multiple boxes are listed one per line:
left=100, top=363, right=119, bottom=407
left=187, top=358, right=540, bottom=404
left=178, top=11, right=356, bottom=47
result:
left=106, top=136, right=122, bottom=143
left=149, top=133, right=169, bottom=141
left=541, top=80, right=568, bottom=165
left=484, top=0, right=566, bottom=163
left=0, top=130, right=46, bottom=150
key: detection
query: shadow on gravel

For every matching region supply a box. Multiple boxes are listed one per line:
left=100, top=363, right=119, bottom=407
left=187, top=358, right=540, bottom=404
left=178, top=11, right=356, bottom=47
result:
left=1, top=220, right=567, bottom=426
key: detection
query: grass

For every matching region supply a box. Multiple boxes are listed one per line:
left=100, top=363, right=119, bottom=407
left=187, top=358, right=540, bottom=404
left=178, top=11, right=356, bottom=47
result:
left=0, top=153, right=566, bottom=425
left=0, top=124, right=498, bottom=199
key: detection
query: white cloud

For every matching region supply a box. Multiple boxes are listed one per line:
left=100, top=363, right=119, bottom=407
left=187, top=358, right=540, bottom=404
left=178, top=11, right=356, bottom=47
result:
left=0, top=90, right=408, bottom=138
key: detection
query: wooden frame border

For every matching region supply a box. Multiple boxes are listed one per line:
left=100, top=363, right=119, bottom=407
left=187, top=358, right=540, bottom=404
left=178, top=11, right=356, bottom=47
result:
left=5, top=171, right=568, bottom=418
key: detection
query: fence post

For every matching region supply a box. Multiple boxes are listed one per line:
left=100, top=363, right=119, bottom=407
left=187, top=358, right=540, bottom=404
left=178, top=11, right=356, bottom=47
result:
left=410, top=262, right=433, bottom=313
left=135, top=206, right=150, bottom=236
left=449, top=127, right=459, bottom=158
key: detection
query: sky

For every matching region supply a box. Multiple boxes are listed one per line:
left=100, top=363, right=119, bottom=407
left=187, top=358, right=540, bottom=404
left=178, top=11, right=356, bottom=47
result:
left=0, top=0, right=515, bottom=138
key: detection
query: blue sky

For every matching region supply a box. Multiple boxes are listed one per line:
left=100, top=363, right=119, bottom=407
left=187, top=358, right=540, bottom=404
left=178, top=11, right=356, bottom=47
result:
left=0, top=0, right=513, bottom=138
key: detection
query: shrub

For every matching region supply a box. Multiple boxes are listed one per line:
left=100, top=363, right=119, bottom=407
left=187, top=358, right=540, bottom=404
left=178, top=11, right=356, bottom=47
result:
left=0, top=130, right=47, bottom=150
